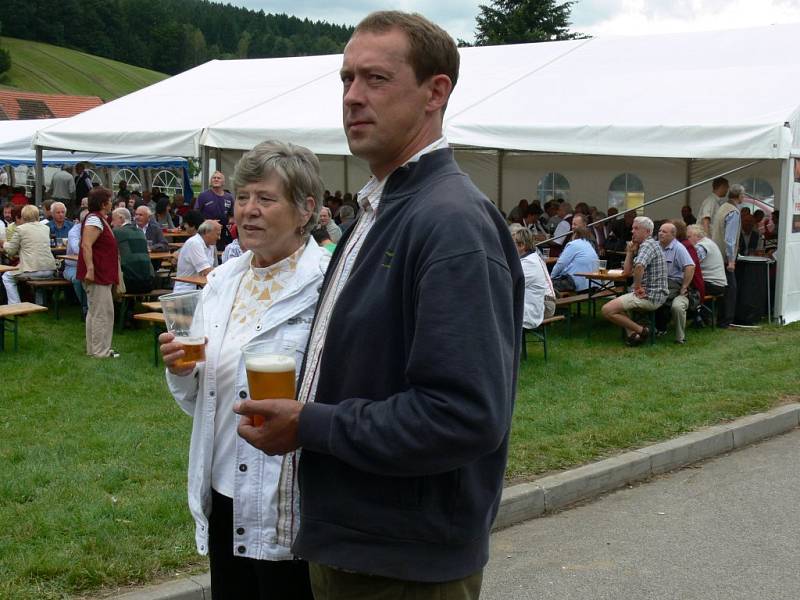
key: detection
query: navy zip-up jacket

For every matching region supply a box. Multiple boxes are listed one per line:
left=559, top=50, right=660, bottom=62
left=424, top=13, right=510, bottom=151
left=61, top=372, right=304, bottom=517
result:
left=294, top=148, right=524, bottom=582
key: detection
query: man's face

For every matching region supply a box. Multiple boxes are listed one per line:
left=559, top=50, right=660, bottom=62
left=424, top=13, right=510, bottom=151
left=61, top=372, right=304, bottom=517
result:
left=572, top=214, right=586, bottom=229
left=210, top=172, right=225, bottom=190
left=341, top=29, right=435, bottom=177
left=742, top=215, right=754, bottom=233
left=631, top=222, right=650, bottom=243
left=52, top=205, right=66, bottom=225
left=658, top=224, right=675, bottom=247
left=319, top=207, right=331, bottom=226
left=134, top=208, right=149, bottom=227
left=715, top=183, right=729, bottom=198
left=681, top=206, right=691, bottom=219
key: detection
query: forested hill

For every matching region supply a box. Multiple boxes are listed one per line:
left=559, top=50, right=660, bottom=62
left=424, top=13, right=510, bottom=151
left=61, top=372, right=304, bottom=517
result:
left=4, top=0, right=354, bottom=75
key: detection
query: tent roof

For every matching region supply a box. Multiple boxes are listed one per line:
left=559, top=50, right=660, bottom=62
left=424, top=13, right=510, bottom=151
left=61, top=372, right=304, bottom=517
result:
left=34, top=23, right=800, bottom=160
left=1, top=119, right=187, bottom=168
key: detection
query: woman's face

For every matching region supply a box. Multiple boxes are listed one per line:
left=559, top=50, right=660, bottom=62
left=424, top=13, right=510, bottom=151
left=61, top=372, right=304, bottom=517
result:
left=235, top=174, right=313, bottom=268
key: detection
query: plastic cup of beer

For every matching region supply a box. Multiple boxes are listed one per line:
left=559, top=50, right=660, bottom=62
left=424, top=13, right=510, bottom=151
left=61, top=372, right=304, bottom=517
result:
left=597, top=259, right=608, bottom=273
left=241, top=339, right=297, bottom=427
left=160, top=290, right=206, bottom=369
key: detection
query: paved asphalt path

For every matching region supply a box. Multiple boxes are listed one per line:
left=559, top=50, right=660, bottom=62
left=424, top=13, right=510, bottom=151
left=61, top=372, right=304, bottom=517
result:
left=482, top=428, right=800, bottom=600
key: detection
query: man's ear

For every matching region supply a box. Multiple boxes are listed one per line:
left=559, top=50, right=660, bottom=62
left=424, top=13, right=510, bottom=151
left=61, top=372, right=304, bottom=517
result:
left=425, top=74, right=453, bottom=115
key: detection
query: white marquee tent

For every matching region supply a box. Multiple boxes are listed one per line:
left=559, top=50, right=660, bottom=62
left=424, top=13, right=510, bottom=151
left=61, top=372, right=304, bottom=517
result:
left=30, top=23, right=800, bottom=324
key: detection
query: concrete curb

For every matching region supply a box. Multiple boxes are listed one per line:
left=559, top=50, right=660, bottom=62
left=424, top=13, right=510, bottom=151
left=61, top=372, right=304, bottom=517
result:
left=112, top=403, right=800, bottom=599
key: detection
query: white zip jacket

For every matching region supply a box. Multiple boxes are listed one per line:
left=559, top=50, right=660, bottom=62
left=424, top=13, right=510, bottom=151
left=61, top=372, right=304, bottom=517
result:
left=166, top=239, right=328, bottom=559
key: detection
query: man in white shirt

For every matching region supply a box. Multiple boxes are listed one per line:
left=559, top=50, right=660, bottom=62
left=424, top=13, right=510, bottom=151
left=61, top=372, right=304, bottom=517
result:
left=173, top=220, right=220, bottom=292
left=698, top=177, right=729, bottom=236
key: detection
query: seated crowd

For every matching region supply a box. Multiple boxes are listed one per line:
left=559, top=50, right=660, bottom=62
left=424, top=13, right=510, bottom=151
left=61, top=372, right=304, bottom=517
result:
left=0, top=167, right=779, bottom=355
left=509, top=177, right=779, bottom=347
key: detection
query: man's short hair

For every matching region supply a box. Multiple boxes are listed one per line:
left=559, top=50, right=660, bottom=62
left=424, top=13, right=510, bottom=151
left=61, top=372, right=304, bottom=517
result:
left=339, top=205, right=355, bottom=220
left=112, top=207, right=132, bottom=224
left=182, top=210, right=204, bottom=230
left=197, top=220, right=218, bottom=235
left=633, top=215, right=654, bottom=233
left=311, top=227, right=331, bottom=245
left=234, top=140, right=324, bottom=236
left=354, top=11, right=460, bottom=92
left=21, top=205, right=40, bottom=223
left=136, top=205, right=152, bottom=217
left=687, top=224, right=705, bottom=239
left=51, top=201, right=66, bottom=214
left=43, top=199, right=54, bottom=211
left=728, top=184, right=745, bottom=200
left=712, top=177, right=729, bottom=190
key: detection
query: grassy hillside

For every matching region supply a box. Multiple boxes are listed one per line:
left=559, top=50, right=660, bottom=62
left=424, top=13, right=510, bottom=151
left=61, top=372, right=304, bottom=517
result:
left=0, top=36, right=168, bottom=101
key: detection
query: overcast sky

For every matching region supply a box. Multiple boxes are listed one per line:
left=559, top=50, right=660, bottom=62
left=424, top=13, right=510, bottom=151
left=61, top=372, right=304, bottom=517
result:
left=231, top=0, right=800, bottom=42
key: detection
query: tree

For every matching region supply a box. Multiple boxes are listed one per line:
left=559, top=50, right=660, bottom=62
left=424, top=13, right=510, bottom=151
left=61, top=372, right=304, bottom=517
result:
left=474, top=0, right=582, bottom=46
left=0, top=22, right=11, bottom=79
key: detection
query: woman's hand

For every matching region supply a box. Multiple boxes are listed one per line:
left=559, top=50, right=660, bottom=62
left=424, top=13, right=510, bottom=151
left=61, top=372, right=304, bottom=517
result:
left=159, top=331, right=201, bottom=376
left=83, top=266, right=95, bottom=283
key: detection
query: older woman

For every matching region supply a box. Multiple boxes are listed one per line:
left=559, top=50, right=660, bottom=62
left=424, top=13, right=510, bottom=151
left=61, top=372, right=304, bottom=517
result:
left=1, top=204, right=57, bottom=304
left=511, top=225, right=556, bottom=329
left=78, top=187, right=120, bottom=358
left=159, top=141, right=327, bottom=599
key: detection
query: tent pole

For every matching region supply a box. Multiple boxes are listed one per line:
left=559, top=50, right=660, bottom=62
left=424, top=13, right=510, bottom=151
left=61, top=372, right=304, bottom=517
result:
left=35, top=146, right=44, bottom=206
left=536, top=159, right=764, bottom=247
left=343, top=155, right=349, bottom=195
left=774, top=157, right=793, bottom=324
left=497, top=149, right=504, bottom=211
left=684, top=159, right=692, bottom=207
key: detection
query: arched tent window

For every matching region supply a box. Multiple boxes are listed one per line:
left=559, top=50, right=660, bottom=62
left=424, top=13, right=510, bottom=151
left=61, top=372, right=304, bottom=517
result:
left=739, top=177, right=774, bottom=205
left=113, top=168, right=142, bottom=192
left=85, top=169, right=103, bottom=186
left=152, top=169, right=182, bottom=197
left=608, top=173, right=645, bottom=212
left=537, top=172, right=570, bottom=204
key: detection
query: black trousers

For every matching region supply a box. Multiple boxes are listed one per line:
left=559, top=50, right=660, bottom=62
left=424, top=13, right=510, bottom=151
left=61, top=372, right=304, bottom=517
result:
left=209, top=489, right=314, bottom=600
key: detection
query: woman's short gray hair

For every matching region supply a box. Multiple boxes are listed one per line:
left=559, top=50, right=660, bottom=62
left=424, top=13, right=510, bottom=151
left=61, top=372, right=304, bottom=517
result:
left=511, top=226, right=535, bottom=252
left=233, top=140, right=324, bottom=236
left=112, top=207, right=132, bottom=224
left=633, top=215, right=654, bottom=233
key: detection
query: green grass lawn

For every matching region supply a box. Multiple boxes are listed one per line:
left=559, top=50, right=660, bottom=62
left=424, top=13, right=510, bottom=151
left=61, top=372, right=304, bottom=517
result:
left=0, top=37, right=168, bottom=101
left=0, top=303, right=798, bottom=598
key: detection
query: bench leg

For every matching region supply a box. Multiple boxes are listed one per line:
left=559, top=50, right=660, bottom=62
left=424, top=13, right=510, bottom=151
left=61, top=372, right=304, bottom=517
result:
left=0, top=316, right=5, bottom=351
left=117, top=298, right=128, bottom=334
left=542, top=323, right=548, bottom=362
left=521, top=329, right=528, bottom=361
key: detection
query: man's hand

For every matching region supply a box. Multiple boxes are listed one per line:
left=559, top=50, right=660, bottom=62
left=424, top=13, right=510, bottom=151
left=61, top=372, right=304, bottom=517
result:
left=235, top=399, right=303, bottom=455
left=726, top=260, right=736, bottom=272
left=634, top=284, right=647, bottom=299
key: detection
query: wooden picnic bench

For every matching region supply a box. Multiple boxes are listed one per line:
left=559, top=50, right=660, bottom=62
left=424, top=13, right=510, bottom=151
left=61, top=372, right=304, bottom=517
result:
left=0, top=302, right=48, bottom=351
left=521, top=314, right=566, bottom=362
left=22, top=278, right=72, bottom=319
left=133, top=312, right=166, bottom=366
left=116, top=289, right=172, bottom=332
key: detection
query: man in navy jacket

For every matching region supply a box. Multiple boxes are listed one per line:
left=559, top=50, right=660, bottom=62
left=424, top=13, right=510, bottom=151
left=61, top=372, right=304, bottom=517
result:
left=236, top=11, right=523, bottom=599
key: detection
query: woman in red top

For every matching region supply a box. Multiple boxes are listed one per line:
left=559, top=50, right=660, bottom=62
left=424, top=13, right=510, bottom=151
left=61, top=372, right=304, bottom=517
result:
left=78, top=187, right=120, bottom=358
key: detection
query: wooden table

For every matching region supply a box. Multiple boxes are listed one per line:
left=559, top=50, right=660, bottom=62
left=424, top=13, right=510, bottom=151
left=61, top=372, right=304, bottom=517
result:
left=163, top=230, right=191, bottom=239
left=149, top=251, right=173, bottom=261
left=0, top=302, right=48, bottom=351
left=141, top=301, right=162, bottom=311
left=174, top=274, right=207, bottom=287
left=168, top=242, right=185, bottom=250
left=62, top=254, right=79, bottom=262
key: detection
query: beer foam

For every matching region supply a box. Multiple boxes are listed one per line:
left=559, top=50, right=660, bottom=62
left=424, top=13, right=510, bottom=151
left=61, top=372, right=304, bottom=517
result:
left=177, top=336, right=205, bottom=345
left=245, top=354, right=295, bottom=372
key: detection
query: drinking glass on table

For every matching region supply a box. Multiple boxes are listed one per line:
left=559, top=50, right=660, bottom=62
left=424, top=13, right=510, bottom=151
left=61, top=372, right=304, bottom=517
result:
left=597, top=259, right=607, bottom=273
left=241, top=339, right=297, bottom=427
left=160, top=290, right=205, bottom=369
